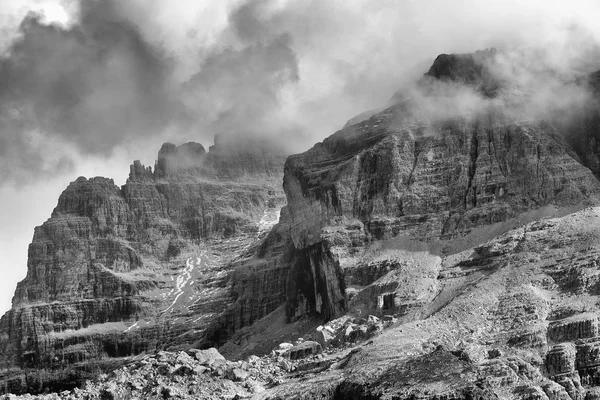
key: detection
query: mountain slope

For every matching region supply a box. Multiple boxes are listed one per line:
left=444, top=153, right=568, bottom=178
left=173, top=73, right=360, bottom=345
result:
left=263, top=206, right=600, bottom=399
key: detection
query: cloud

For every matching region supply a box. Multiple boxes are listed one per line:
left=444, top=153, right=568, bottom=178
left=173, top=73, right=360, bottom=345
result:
left=0, top=0, right=179, bottom=185
left=182, top=1, right=300, bottom=141
left=1, top=0, right=600, bottom=186
left=0, top=0, right=302, bottom=186
left=2, top=10, right=173, bottom=146
left=402, top=26, right=600, bottom=126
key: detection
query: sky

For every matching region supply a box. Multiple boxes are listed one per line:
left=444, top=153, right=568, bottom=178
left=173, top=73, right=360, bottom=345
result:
left=1, top=0, right=600, bottom=314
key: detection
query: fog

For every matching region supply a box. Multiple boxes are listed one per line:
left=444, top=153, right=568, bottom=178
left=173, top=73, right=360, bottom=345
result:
left=1, top=0, right=600, bottom=313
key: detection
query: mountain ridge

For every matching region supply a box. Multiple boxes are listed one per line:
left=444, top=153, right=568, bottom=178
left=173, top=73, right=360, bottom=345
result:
left=3, top=50, right=600, bottom=399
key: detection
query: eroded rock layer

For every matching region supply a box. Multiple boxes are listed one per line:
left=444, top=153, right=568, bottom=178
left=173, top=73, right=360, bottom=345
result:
left=0, top=137, right=289, bottom=394
left=280, top=100, right=600, bottom=322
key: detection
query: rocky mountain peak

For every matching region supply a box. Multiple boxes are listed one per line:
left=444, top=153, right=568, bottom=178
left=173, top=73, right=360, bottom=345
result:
left=129, top=135, right=288, bottom=182
left=205, top=133, right=289, bottom=178
left=154, top=142, right=207, bottom=179
left=424, top=48, right=497, bottom=84
left=415, top=48, right=501, bottom=98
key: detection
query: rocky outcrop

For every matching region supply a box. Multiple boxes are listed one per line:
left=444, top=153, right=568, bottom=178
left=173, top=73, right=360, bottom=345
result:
left=420, top=48, right=500, bottom=96
left=285, top=341, right=322, bottom=360
left=243, top=52, right=600, bottom=398
left=547, top=344, right=577, bottom=376
left=334, top=346, right=499, bottom=400
left=279, top=98, right=600, bottom=321
left=152, top=135, right=285, bottom=180
left=285, top=242, right=347, bottom=322
left=0, top=347, right=294, bottom=400
left=285, top=105, right=597, bottom=244
left=548, top=314, right=600, bottom=343
left=154, top=142, right=206, bottom=178
left=0, top=136, right=289, bottom=394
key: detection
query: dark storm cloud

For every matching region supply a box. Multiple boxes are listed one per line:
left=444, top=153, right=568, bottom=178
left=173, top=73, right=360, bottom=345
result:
left=3, top=0, right=600, bottom=186
left=0, top=0, right=305, bottom=185
left=2, top=11, right=175, bottom=149
left=228, top=0, right=271, bottom=44
left=187, top=35, right=299, bottom=137
left=0, top=0, right=179, bottom=184
left=184, top=1, right=299, bottom=141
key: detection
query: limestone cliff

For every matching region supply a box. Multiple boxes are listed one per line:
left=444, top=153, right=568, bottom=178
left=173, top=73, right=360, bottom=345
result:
left=273, top=48, right=600, bottom=327
left=254, top=52, right=600, bottom=399
left=0, top=136, right=288, bottom=394
left=279, top=102, right=600, bottom=323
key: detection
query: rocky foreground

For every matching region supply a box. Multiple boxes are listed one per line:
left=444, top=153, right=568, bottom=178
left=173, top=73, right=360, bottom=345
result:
left=3, top=50, right=600, bottom=398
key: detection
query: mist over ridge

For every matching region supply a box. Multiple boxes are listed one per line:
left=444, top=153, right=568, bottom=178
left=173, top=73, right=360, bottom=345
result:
left=0, top=0, right=600, bottom=187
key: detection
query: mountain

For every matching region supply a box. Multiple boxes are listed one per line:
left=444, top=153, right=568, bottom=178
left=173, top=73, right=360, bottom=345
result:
left=4, top=49, right=600, bottom=399
left=0, top=135, right=289, bottom=393
left=260, top=51, right=600, bottom=399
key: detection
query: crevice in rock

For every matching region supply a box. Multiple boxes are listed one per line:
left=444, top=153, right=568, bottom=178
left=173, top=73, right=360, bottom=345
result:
left=487, top=125, right=507, bottom=178
left=464, top=122, right=480, bottom=209
left=198, top=188, right=208, bottom=239
left=405, top=141, right=422, bottom=187
left=285, top=242, right=347, bottom=323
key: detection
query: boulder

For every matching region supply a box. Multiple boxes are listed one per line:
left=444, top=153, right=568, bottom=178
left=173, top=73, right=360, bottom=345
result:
left=287, top=341, right=323, bottom=360
left=230, top=368, right=249, bottom=382
left=546, top=344, right=576, bottom=376
left=188, top=348, right=226, bottom=366
left=315, top=326, right=335, bottom=349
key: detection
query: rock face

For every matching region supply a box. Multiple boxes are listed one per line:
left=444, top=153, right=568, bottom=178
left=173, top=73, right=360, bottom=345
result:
left=256, top=206, right=600, bottom=400
left=0, top=136, right=289, bottom=394
left=421, top=48, right=500, bottom=96
left=249, top=51, right=600, bottom=398
left=280, top=99, right=600, bottom=323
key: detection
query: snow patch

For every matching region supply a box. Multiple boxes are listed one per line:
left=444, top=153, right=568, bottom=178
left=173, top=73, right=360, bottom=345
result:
left=163, top=251, right=206, bottom=313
